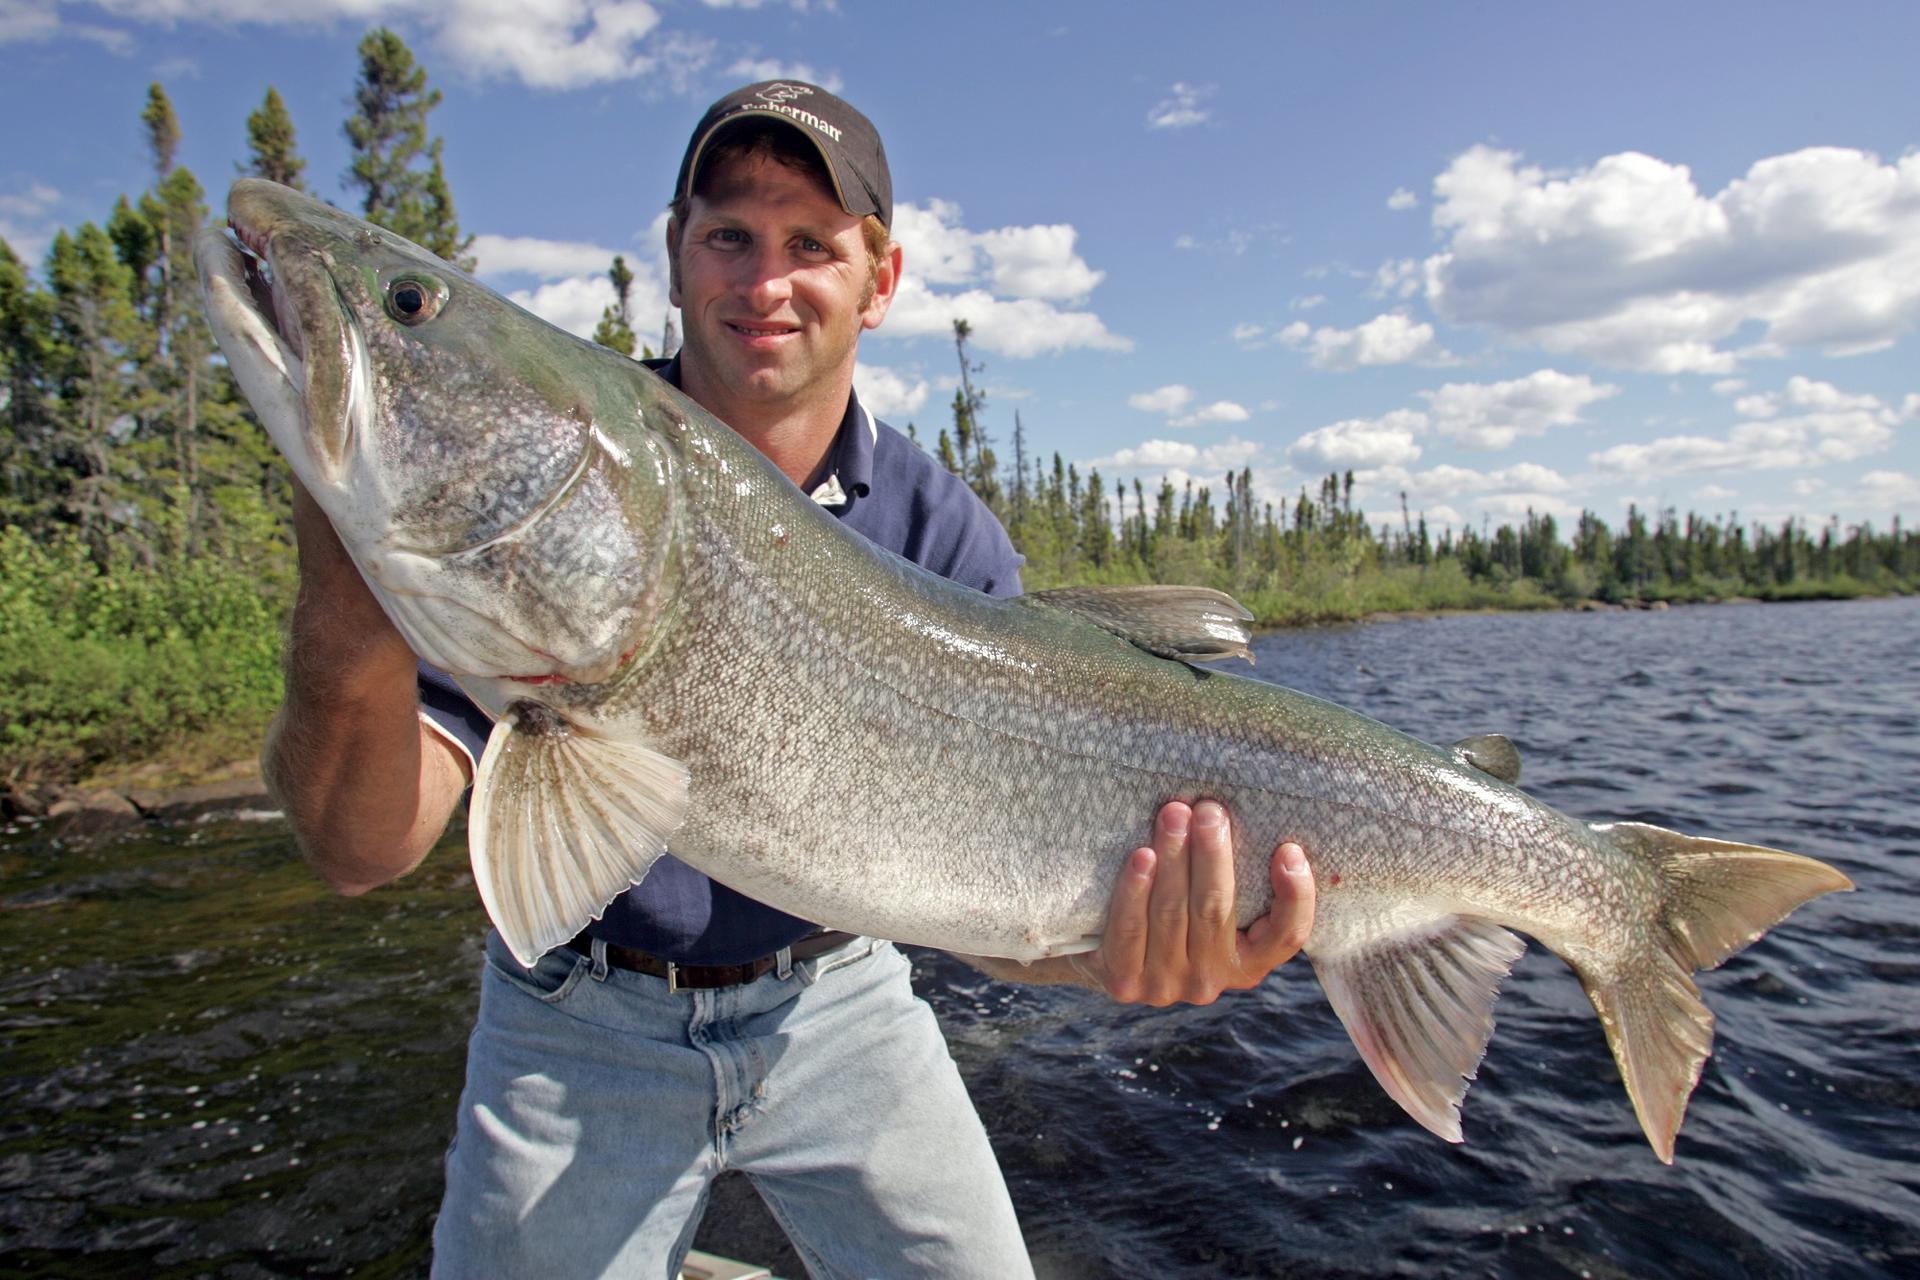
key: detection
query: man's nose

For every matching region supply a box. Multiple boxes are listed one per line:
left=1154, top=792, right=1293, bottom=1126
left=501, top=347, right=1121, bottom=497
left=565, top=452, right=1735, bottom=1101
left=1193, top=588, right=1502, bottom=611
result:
left=738, top=245, right=793, bottom=309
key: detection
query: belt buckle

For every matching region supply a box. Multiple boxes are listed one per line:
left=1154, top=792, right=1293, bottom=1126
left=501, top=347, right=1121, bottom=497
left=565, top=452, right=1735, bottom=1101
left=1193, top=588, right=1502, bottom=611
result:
left=665, top=961, right=689, bottom=995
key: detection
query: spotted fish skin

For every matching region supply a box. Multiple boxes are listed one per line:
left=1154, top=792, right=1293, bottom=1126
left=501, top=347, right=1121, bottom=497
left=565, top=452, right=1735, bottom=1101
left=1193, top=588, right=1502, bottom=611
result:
left=195, top=180, right=1852, bottom=1162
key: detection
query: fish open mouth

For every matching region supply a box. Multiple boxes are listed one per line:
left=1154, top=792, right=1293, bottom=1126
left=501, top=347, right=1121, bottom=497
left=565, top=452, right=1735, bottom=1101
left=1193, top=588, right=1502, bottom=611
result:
left=229, top=219, right=305, bottom=365
left=193, top=197, right=365, bottom=482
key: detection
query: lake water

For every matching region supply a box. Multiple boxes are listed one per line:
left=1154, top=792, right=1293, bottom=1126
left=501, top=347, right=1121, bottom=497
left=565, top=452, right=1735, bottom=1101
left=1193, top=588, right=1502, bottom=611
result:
left=3, top=596, right=1916, bottom=1278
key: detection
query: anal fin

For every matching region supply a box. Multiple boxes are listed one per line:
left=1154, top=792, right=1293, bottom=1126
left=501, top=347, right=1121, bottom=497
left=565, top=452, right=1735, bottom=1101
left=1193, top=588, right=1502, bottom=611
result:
left=1310, top=913, right=1527, bottom=1143
left=469, top=701, right=691, bottom=968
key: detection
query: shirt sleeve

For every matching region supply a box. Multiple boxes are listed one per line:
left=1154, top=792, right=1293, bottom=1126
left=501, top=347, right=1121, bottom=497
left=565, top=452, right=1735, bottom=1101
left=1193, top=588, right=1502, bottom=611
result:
left=416, top=661, right=492, bottom=772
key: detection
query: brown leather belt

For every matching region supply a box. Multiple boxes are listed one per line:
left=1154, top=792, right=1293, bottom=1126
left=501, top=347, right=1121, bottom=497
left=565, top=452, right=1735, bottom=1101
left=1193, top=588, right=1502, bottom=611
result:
left=566, top=930, right=860, bottom=992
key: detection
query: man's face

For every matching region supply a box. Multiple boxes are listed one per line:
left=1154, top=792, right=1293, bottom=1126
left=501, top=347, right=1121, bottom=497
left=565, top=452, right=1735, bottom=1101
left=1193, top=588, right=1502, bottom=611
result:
left=669, top=151, right=898, bottom=416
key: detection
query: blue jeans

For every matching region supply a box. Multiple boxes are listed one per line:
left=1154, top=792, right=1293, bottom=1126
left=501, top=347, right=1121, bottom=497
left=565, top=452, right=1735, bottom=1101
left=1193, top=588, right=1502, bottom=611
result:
left=430, top=930, right=1034, bottom=1279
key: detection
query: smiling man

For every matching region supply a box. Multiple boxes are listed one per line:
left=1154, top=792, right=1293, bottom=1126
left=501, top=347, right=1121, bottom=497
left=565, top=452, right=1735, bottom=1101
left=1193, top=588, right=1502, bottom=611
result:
left=264, top=80, right=1314, bottom=1279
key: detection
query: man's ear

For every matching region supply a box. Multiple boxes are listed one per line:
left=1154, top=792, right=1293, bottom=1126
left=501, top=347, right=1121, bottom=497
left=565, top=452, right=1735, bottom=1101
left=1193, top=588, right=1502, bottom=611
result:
left=862, top=240, right=904, bottom=331
left=665, top=217, right=683, bottom=308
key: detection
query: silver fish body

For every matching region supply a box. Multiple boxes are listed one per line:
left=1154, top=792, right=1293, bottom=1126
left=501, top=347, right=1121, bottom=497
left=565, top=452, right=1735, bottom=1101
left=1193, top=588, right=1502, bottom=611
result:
left=195, top=180, right=1852, bottom=1162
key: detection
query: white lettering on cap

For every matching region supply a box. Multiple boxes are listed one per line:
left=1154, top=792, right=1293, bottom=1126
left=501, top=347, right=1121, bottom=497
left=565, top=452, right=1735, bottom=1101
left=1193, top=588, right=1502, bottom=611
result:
left=746, top=84, right=844, bottom=143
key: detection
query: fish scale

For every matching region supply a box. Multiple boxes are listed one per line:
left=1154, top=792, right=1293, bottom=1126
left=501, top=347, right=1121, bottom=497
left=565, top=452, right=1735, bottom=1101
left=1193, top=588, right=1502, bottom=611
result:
left=194, top=178, right=1852, bottom=1163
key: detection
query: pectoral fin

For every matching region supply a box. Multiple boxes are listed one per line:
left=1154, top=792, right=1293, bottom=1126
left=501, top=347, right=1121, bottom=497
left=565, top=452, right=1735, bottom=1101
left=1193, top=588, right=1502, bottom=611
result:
left=1022, top=584, right=1255, bottom=664
left=1310, top=913, right=1527, bottom=1143
left=469, top=701, right=691, bottom=968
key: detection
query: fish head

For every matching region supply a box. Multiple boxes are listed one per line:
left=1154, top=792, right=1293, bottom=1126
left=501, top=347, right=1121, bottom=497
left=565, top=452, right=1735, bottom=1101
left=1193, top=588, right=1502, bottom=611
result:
left=195, top=179, right=680, bottom=687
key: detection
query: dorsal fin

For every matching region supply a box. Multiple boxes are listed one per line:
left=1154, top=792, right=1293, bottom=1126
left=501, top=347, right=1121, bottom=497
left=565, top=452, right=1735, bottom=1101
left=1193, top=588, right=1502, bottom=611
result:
left=1452, top=733, right=1521, bottom=784
left=1022, top=585, right=1255, bottom=665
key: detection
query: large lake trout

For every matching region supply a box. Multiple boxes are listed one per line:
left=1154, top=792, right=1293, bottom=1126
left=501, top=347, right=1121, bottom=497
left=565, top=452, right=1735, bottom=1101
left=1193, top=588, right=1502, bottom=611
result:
left=195, top=180, right=1850, bottom=1162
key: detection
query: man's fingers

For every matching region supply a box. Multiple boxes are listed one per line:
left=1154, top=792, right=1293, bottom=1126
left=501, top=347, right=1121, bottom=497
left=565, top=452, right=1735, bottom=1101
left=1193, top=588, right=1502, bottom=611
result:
left=1094, top=845, right=1156, bottom=1000
left=1140, top=802, right=1193, bottom=991
left=1184, top=800, right=1238, bottom=959
left=1239, top=841, right=1316, bottom=973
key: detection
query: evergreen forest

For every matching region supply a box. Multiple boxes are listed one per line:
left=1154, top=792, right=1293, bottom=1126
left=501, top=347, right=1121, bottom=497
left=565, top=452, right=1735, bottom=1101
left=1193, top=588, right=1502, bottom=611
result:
left=4, top=31, right=1915, bottom=783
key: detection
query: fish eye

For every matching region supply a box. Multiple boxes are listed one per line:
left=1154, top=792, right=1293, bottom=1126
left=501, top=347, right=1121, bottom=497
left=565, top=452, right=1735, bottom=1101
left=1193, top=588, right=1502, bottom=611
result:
left=385, top=275, right=447, bottom=325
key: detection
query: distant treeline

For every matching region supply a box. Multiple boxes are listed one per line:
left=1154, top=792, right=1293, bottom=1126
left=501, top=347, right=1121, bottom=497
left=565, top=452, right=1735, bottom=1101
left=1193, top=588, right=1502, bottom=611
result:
left=2, top=34, right=1914, bottom=782
left=917, top=324, right=1919, bottom=621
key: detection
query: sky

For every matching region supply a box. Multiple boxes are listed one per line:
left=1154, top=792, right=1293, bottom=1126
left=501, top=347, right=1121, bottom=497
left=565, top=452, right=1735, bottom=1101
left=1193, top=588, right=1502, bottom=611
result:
left=4, top=0, right=1917, bottom=538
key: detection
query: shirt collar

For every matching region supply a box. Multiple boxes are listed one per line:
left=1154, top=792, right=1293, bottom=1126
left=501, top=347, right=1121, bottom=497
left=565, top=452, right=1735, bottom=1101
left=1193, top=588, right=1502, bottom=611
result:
left=649, top=355, right=875, bottom=512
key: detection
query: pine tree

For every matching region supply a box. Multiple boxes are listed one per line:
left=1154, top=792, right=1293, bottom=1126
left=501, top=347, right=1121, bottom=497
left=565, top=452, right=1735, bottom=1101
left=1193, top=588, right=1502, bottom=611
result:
left=949, top=319, right=1000, bottom=513
left=592, top=255, right=638, bottom=356
left=244, top=87, right=307, bottom=189
left=46, top=224, right=143, bottom=551
left=0, top=239, right=58, bottom=525
left=344, top=28, right=473, bottom=269
left=142, top=83, right=180, bottom=179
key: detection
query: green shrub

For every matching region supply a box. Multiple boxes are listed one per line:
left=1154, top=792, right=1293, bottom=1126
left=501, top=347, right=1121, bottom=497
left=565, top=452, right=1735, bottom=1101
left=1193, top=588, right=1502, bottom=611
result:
left=0, top=526, right=289, bottom=778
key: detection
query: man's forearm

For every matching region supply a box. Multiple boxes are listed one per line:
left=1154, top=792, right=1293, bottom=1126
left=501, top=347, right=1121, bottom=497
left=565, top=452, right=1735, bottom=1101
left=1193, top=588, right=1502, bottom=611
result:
left=267, top=479, right=468, bottom=896
left=263, top=677, right=464, bottom=895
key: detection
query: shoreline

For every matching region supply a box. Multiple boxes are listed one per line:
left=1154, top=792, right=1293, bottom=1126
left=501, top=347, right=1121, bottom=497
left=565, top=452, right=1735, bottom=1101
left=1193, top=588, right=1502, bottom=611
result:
left=4, top=767, right=274, bottom=844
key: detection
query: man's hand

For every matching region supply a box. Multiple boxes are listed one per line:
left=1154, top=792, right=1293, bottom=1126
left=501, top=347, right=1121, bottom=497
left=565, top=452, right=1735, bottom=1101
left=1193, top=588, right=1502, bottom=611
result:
left=1074, top=800, right=1315, bottom=1005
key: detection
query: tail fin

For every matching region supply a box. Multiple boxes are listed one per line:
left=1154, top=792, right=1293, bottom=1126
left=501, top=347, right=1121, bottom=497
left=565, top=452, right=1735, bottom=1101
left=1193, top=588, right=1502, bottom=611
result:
left=1571, top=822, right=1852, bottom=1163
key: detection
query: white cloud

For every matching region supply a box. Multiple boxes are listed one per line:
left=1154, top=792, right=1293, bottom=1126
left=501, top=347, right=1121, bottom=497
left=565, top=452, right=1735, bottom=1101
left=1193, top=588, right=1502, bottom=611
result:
left=1287, top=410, right=1427, bottom=469
left=1172, top=400, right=1249, bottom=429
left=1857, top=470, right=1920, bottom=509
left=1692, top=484, right=1737, bottom=502
left=1589, top=376, right=1904, bottom=479
left=1387, top=187, right=1418, bottom=211
left=1372, top=258, right=1421, bottom=299
left=1710, top=378, right=1747, bottom=396
left=889, top=199, right=978, bottom=286
left=884, top=278, right=1130, bottom=357
left=881, top=200, right=1125, bottom=356
left=1127, top=383, right=1248, bottom=428
left=974, top=224, right=1105, bottom=300
left=1278, top=312, right=1452, bottom=371
left=0, top=181, right=62, bottom=264
left=1350, top=461, right=1577, bottom=527
left=853, top=363, right=930, bottom=419
left=492, top=223, right=671, bottom=340
left=1292, top=293, right=1325, bottom=311
left=508, top=275, right=620, bottom=339
left=724, top=58, right=841, bottom=92
left=1147, top=81, right=1212, bottom=130
left=1089, top=436, right=1260, bottom=473
left=1, top=0, right=131, bottom=50
left=892, top=200, right=1104, bottom=301
left=23, top=1, right=721, bottom=91
left=1128, top=385, right=1193, bottom=415
left=472, top=233, right=621, bottom=280
left=1485, top=461, right=1571, bottom=493
left=1422, top=143, right=1920, bottom=372
left=1418, top=369, right=1619, bottom=449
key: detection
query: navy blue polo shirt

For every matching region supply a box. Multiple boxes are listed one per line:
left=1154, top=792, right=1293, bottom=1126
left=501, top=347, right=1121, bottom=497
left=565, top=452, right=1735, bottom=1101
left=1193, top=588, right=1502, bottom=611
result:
left=418, top=357, right=1024, bottom=964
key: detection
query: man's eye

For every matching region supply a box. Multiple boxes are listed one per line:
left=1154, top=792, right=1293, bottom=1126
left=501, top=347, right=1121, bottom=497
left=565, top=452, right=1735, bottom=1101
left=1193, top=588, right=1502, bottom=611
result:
left=711, top=228, right=747, bottom=246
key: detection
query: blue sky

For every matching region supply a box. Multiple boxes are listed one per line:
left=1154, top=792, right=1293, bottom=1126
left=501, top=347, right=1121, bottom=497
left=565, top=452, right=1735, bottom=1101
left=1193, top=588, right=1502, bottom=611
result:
left=5, top=1, right=1917, bottom=536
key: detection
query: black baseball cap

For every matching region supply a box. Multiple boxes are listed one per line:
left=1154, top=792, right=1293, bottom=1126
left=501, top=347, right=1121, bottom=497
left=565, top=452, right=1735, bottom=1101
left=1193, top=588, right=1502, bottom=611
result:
left=675, top=80, right=893, bottom=228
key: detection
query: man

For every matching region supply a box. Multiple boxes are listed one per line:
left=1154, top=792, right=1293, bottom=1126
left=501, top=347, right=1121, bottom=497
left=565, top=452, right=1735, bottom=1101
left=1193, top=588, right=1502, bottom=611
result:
left=264, top=81, right=1315, bottom=1278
